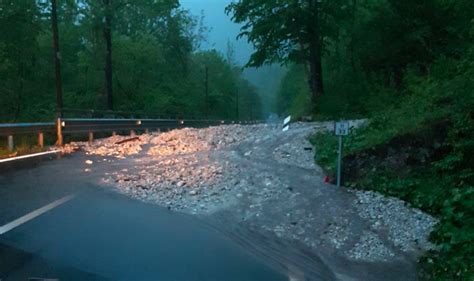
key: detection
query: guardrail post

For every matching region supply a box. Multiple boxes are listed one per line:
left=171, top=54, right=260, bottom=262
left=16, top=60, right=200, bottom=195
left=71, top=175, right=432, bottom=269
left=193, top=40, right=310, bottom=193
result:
left=7, top=135, right=14, bottom=151
left=145, top=128, right=149, bottom=134
left=130, top=130, right=136, bottom=137
left=112, top=131, right=117, bottom=136
left=56, top=118, right=63, bottom=146
left=88, top=131, right=94, bottom=143
left=38, top=132, right=44, bottom=148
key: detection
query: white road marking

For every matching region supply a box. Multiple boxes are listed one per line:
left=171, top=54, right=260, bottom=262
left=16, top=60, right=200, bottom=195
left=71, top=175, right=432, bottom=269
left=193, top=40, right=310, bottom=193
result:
left=0, top=150, right=60, bottom=164
left=0, top=194, right=75, bottom=235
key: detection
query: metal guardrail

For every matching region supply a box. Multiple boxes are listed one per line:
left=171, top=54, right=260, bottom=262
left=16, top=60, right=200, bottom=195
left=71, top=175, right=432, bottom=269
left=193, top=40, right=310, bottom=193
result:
left=0, top=122, right=55, bottom=136
left=0, top=122, right=56, bottom=151
left=0, top=117, right=260, bottom=151
left=60, top=118, right=221, bottom=134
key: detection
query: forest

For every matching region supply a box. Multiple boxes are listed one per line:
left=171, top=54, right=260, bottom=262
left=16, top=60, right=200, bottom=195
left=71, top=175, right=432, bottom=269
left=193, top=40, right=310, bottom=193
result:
left=0, top=0, right=261, bottom=122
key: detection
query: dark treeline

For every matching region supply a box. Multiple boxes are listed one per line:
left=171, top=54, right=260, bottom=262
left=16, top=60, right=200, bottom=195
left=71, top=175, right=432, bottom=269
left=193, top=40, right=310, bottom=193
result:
left=228, top=0, right=473, bottom=120
left=0, top=0, right=262, bottom=122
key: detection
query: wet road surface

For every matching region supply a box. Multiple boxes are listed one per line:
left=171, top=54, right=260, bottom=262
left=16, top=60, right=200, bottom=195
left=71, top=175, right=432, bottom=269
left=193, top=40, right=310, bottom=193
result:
left=0, top=155, right=288, bottom=281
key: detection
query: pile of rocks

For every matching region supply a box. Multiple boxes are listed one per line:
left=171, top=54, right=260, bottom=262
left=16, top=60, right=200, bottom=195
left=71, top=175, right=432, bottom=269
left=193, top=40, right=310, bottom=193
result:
left=84, top=138, right=143, bottom=159
left=148, top=124, right=275, bottom=156
left=353, top=190, right=437, bottom=253
left=117, top=155, right=223, bottom=189
left=55, top=142, right=80, bottom=154
left=102, top=155, right=243, bottom=214
left=347, top=230, right=395, bottom=261
left=55, top=124, right=276, bottom=159
left=98, top=124, right=282, bottom=214
left=148, top=128, right=214, bottom=156
left=57, top=135, right=152, bottom=158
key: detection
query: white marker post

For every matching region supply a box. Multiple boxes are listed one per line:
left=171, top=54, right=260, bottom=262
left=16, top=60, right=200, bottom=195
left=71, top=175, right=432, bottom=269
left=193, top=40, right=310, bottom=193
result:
left=335, top=121, right=349, bottom=187
left=282, top=115, right=291, bottom=131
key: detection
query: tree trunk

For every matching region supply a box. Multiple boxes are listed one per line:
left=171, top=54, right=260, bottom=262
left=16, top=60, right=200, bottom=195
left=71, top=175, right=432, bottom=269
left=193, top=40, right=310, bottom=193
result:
left=103, top=0, right=113, bottom=110
left=307, top=43, right=324, bottom=109
left=306, top=0, right=324, bottom=113
left=51, top=0, right=63, bottom=117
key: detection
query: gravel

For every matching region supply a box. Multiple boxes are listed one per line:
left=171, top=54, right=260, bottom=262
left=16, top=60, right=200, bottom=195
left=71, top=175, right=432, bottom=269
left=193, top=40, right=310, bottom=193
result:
left=353, top=190, right=437, bottom=253
left=148, top=125, right=276, bottom=156
left=102, top=155, right=242, bottom=214
left=74, top=121, right=437, bottom=279
left=347, top=231, right=395, bottom=261
left=56, top=134, right=151, bottom=158
left=273, top=134, right=317, bottom=170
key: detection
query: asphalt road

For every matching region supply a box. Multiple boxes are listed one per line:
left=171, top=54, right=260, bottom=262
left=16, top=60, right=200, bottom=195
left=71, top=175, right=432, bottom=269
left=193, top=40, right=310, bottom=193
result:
left=0, top=155, right=287, bottom=281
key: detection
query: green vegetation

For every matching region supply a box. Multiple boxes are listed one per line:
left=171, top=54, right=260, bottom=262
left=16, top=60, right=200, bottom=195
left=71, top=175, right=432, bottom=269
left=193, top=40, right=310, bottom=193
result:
left=308, top=4, right=472, bottom=281
left=310, top=52, right=474, bottom=279
left=0, top=0, right=261, bottom=122
left=227, top=0, right=473, bottom=279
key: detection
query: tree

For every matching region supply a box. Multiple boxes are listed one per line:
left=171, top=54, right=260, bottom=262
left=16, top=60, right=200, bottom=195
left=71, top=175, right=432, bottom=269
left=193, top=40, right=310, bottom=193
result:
left=0, top=1, right=263, bottom=122
left=0, top=0, right=43, bottom=121
left=226, top=0, right=344, bottom=112
left=51, top=0, right=63, bottom=116
left=103, top=0, right=113, bottom=110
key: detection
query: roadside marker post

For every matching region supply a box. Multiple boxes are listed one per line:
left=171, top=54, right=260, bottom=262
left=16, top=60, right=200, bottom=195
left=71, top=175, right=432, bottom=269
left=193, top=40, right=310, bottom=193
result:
left=282, top=115, right=291, bottom=131
left=335, top=121, right=349, bottom=187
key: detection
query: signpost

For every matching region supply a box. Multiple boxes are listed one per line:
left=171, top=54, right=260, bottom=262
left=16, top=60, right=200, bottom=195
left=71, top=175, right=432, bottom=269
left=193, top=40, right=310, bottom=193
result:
left=335, top=121, right=349, bottom=187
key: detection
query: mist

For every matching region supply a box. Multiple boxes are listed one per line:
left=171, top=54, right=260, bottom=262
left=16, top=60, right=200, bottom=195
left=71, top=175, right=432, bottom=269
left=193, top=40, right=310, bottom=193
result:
left=180, top=0, right=286, bottom=118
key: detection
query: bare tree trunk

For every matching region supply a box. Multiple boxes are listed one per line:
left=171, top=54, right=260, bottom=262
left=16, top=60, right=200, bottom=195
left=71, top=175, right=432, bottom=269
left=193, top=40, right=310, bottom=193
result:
left=51, top=0, right=63, bottom=117
left=103, top=0, right=113, bottom=110
left=305, top=0, right=324, bottom=113
left=307, top=44, right=324, bottom=112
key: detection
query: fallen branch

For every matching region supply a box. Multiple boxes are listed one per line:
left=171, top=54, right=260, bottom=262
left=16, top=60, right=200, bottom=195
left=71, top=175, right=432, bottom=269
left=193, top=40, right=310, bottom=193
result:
left=115, top=137, right=140, bottom=145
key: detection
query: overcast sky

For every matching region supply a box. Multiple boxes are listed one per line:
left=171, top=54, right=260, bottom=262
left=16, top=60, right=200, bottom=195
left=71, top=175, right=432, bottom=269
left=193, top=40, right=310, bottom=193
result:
left=179, top=0, right=254, bottom=65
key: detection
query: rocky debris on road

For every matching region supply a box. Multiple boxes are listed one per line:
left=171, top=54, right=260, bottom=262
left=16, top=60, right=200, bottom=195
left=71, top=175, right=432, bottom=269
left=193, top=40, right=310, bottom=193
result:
left=353, top=190, right=437, bottom=253
left=148, top=124, right=276, bottom=156
left=82, top=135, right=151, bottom=158
left=53, top=142, right=79, bottom=154
left=273, top=134, right=317, bottom=170
left=89, top=122, right=437, bottom=272
left=55, top=134, right=152, bottom=158
left=347, top=230, right=395, bottom=261
left=99, top=124, right=283, bottom=215
left=102, top=154, right=244, bottom=214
